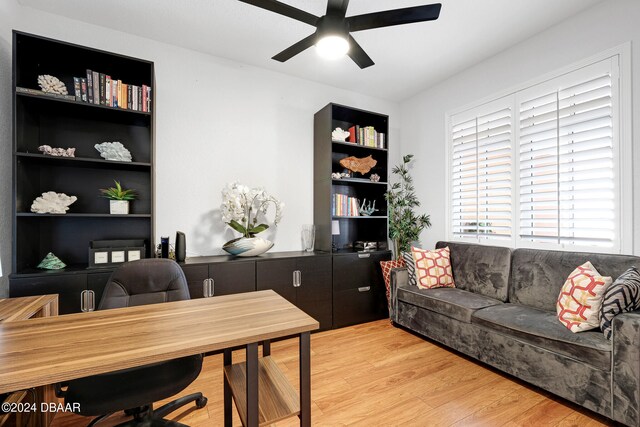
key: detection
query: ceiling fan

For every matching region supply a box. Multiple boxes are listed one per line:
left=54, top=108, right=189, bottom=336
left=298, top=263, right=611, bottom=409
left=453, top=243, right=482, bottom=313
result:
left=237, top=0, right=442, bottom=69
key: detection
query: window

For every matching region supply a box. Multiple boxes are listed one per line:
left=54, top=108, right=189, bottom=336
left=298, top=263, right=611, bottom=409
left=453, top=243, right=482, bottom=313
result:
left=448, top=55, right=626, bottom=253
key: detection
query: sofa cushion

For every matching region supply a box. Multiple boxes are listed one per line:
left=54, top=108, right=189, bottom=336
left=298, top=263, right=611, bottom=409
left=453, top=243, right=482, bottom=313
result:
left=396, top=286, right=502, bottom=323
left=472, top=304, right=611, bottom=371
left=436, top=241, right=511, bottom=302
left=509, top=248, right=640, bottom=312
left=600, top=267, right=640, bottom=340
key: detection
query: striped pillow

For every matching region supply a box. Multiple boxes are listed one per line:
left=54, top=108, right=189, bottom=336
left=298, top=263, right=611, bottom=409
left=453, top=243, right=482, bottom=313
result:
left=600, top=267, right=640, bottom=340
left=401, top=251, right=417, bottom=287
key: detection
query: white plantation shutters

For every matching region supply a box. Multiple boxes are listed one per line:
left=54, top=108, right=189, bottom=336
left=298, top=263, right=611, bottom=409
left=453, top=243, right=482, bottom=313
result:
left=518, top=59, right=618, bottom=249
left=451, top=99, right=512, bottom=241
left=449, top=56, right=622, bottom=252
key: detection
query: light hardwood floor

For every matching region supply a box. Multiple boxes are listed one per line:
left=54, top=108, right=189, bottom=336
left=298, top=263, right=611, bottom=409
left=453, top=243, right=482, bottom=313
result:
left=52, top=320, right=612, bottom=426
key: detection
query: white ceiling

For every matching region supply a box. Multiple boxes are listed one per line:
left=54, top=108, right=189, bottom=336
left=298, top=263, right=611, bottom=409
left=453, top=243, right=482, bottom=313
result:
left=19, top=0, right=603, bottom=102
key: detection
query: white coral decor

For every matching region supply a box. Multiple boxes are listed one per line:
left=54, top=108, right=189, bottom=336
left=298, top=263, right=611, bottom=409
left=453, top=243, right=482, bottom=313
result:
left=37, top=74, right=68, bottom=95
left=31, top=191, right=77, bottom=214
left=221, top=182, right=284, bottom=238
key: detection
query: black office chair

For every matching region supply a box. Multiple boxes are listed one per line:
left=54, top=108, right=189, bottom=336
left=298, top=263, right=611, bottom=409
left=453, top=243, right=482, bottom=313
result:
left=56, top=259, right=207, bottom=427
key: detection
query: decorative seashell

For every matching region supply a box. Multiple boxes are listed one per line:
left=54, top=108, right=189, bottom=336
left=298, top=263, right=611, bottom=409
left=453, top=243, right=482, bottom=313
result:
left=370, top=173, right=381, bottom=182
left=331, top=172, right=342, bottom=179
left=37, top=74, right=69, bottom=95
left=339, top=155, right=377, bottom=175
left=38, top=145, right=76, bottom=157
left=95, top=141, right=133, bottom=162
left=30, top=191, right=77, bottom=214
left=332, top=127, right=351, bottom=142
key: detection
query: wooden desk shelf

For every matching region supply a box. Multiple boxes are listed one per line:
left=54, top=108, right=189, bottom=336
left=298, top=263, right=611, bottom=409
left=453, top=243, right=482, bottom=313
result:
left=224, top=356, right=300, bottom=426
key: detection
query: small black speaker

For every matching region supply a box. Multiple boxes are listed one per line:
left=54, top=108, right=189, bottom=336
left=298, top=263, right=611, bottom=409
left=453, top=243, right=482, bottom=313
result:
left=175, top=231, right=186, bottom=262
left=160, top=236, right=169, bottom=258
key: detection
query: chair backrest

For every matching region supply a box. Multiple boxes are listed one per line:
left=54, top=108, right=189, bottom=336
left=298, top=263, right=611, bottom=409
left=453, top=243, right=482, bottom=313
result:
left=98, top=259, right=191, bottom=310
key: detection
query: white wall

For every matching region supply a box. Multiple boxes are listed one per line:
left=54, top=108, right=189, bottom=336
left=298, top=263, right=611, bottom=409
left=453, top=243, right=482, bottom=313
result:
left=0, top=0, right=400, bottom=296
left=401, top=0, right=639, bottom=254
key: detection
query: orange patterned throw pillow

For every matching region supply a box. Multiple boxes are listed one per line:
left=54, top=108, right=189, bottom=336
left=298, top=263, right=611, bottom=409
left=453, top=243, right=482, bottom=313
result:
left=557, top=262, right=612, bottom=333
left=380, top=259, right=406, bottom=310
left=411, top=246, right=455, bottom=289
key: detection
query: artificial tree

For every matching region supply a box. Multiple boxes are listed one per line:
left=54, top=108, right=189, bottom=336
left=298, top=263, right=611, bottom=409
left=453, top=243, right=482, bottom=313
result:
left=385, top=154, right=431, bottom=260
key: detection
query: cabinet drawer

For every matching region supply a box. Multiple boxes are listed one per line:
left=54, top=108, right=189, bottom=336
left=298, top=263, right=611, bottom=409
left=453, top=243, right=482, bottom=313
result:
left=10, top=275, right=86, bottom=314
left=256, top=259, right=297, bottom=303
left=209, top=261, right=256, bottom=296
left=333, top=286, right=384, bottom=328
left=181, top=264, right=209, bottom=299
left=332, top=252, right=389, bottom=291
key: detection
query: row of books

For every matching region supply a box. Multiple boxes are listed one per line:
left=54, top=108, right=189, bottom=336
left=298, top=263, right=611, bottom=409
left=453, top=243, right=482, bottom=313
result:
left=346, top=125, right=385, bottom=149
left=332, top=193, right=360, bottom=217
left=72, top=70, right=152, bottom=112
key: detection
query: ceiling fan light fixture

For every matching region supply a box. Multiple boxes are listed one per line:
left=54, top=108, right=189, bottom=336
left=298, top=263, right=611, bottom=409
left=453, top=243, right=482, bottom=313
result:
left=315, top=35, right=349, bottom=60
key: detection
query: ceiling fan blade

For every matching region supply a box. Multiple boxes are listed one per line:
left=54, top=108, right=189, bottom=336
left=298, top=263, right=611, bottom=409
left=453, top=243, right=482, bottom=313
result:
left=272, top=33, right=317, bottom=62
left=347, top=3, right=441, bottom=32
left=238, top=0, right=319, bottom=26
left=347, top=35, right=374, bottom=69
left=326, top=0, right=349, bottom=17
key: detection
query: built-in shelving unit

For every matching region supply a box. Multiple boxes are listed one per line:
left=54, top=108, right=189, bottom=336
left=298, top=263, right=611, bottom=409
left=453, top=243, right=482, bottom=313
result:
left=314, top=103, right=389, bottom=253
left=10, top=31, right=155, bottom=313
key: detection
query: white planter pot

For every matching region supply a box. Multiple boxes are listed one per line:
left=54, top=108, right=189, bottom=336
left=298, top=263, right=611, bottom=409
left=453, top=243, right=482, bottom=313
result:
left=110, top=200, right=129, bottom=215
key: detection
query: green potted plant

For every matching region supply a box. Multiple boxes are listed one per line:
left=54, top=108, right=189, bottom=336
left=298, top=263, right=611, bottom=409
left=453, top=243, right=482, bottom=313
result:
left=100, top=181, right=137, bottom=215
left=385, top=154, right=431, bottom=260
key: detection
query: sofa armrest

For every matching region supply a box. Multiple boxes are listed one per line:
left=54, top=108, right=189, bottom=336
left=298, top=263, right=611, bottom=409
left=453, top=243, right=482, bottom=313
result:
left=612, top=311, right=640, bottom=426
left=390, top=267, right=409, bottom=323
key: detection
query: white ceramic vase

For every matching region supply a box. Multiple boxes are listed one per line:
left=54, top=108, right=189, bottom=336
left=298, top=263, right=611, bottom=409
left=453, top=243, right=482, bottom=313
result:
left=110, top=200, right=129, bottom=214
left=222, top=237, right=274, bottom=257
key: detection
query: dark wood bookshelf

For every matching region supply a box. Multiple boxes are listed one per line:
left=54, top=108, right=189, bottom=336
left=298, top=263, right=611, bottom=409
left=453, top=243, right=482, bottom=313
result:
left=331, top=140, right=388, bottom=152
left=331, top=178, right=388, bottom=185
left=10, top=31, right=155, bottom=313
left=332, top=216, right=388, bottom=219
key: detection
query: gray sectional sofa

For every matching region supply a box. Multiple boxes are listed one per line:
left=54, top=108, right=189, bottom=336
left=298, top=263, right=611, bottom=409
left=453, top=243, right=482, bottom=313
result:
left=390, top=241, right=640, bottom=426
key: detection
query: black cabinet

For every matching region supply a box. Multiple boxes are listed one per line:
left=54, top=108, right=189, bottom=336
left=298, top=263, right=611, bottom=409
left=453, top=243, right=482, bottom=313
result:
left=332, top=251, right=390, bottom=328
left=10, top=269, right=114, bottom=314
left=257, top=255, right=332, bottom=330
left=181, top=261, right=256, bottom=299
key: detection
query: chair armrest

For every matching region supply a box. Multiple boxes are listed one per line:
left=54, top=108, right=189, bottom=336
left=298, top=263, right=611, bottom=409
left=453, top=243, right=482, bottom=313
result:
left=612, top=311, right=640, bottom=426
left=389, top=267, right=409, bottom=323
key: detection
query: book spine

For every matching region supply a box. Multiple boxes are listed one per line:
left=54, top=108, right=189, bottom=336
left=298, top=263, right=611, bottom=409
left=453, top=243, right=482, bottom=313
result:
left=127, top=85, right=132, bottom=110
left=86, top=70, right=94, bottom=104
left=80, top=78, right=88, bottom=102
left=92, top=71, right=99, bottom=105
left=118, top=80, right=124, bottom=109
left=112, top=79, right=118, bottom=108
left=146, top=86, right=151, bottom=112
left=98, top=73, right=106, bottom=105
left=137, top=86, right=142, bottom=111
left=141, top=85, right=147, bottom=112
left=348, top=126, right=355, bottom=143
left=105, top=76, right=111, bottom=107
left=73, top=77, right=81, bottom=101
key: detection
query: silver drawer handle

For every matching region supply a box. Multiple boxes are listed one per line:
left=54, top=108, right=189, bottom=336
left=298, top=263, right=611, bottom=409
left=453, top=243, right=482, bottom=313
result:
left=358, top=286, right=371, bottom=292
left=358, top=253, right=371, bottom=258
left=81, top=290, right=95, bottom=312
left=203, top=278, right=214, bottom=297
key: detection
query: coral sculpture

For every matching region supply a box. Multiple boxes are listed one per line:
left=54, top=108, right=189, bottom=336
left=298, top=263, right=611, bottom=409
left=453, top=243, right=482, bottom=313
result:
left=30, top=191, right=77, bottom=214
left=38, top=145, right=76, bottom=157
left=95, top=142, right=133, bottom=162
left=37, top=75, right=68, bottom=95
left=339, top=155, right=377, bottom=175
left=332, top=127, right=350, bottom=142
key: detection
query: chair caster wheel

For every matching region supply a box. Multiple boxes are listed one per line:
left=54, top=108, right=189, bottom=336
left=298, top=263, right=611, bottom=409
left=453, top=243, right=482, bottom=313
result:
left=195, top=396, right=208, bottom=408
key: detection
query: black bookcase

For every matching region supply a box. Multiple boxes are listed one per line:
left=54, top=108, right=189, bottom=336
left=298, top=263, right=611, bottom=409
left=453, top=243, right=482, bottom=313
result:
left=313, top=103, right=389, bottom=252
left=10, top=31, right=154, bottom=312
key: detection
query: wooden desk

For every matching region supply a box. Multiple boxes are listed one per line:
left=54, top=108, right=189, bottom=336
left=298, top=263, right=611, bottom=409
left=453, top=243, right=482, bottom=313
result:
left=0, top=295, right=58, bottom=427
left=0, top=290, right=318, bottom=426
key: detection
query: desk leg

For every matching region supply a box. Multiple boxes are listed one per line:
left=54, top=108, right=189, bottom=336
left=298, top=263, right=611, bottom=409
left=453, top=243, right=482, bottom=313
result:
left=262, top=339, right=271, bottom=357
left=223, top=349, right=232, bottom=427
left=299, top=332, right=311, bottom=427
left=246, top=342, right=259, bottom=427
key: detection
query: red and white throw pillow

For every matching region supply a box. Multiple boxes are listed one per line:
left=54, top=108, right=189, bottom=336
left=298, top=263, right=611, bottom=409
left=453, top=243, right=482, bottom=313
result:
left=411, top=246, right=455, bottom=289
left=380, top=259, right=406, bottom=310
left=557, top=261, right=612, bottom=333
